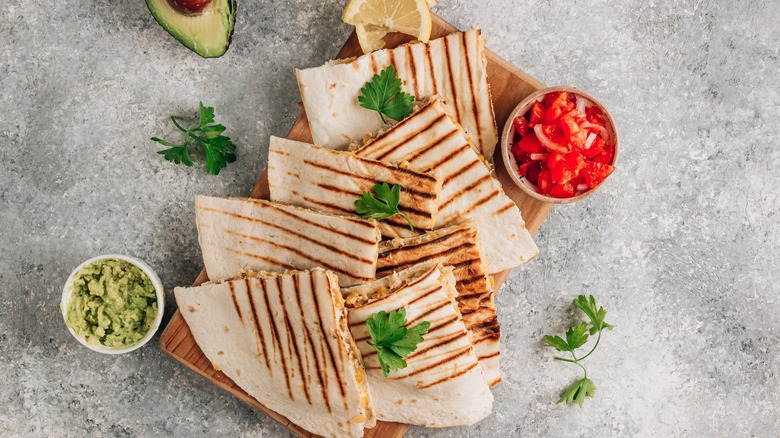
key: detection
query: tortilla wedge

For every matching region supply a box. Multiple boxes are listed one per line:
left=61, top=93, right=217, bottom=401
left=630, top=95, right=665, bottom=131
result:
left=355, top=98, right=538, bottom=273
left=174, top=268, right=375, bottom=438
left=295, top=28, right=498, bottom=161
left=195, top=195, right=380, bottom=287
left=343, top=263, right=493, bottom=427
left=267, top=136, right=441, bottom=238
left=376, top=220, right=502, bottom=387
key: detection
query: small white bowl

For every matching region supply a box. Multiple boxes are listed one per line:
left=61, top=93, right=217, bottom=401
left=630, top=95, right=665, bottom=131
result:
left=61, top=254, right=165, bottom=355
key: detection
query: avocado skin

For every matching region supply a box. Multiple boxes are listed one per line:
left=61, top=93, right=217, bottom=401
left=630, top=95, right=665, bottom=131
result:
left=146, top=0, right=237, bottom=58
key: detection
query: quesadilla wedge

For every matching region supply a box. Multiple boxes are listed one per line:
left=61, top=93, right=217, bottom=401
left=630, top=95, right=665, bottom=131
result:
left=343, top=263, right=493, bottom=427
left=355, top=98, right=538, bottom=273
left=376, top=220, right=502, bottom=387
left=174, top=268, right=375, bottom=438
left=295, top=28, right=498, bottom=161
left=195, top=195, right=380, bottom=286
left=267, top=136, right=441, bottom=238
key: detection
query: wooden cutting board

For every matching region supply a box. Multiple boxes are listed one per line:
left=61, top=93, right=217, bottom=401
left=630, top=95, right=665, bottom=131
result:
left=159, top=14, right=551, bottom=438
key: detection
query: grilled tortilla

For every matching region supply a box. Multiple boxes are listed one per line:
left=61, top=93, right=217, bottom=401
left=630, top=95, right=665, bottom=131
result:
left=355, top=98, right=538, bottom=273
left=174, top=268, right=375, bottom=438
left=267, top=136, right=441, bottom=238
left=343, top=263, right=493, bottom=427
left=295, top=28, right=498, bottom=161
left=376, top=221, right=501, bottom=387
left=195, top=195, right=380, bottom=286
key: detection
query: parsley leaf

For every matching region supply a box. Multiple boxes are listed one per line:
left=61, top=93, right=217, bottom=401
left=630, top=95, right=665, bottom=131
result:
left=543, top=295, right=613, bottom=407
left=558, top=377, right=597, bottom=407
left=354, top=182, right=414, bottom=231
left=152, top=102, right=237, bottom=175
left=543, top=335, right=571, bottom=352
left=565, top=322, right=590, bottom=350
left=366, top=308, right=430, bottom=377
left=358, top=65, right=415, bottom=123
left=574, top=294, right=615, bottom=334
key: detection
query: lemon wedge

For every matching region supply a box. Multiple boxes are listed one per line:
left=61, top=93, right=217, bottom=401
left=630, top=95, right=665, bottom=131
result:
left=343, top=0, right=432, bottom=53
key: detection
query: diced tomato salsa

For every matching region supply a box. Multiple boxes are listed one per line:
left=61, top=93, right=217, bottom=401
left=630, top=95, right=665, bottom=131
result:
left=510, top=91, right=615, bottom=198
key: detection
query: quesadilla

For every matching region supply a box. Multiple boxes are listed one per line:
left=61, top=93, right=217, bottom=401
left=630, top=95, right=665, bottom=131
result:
left=267, top=136, right=441, bottom=238
left=295, top=28, right=498, bottom=161
left=174, top=268, right=375, bottom=438
left=343, top=263, right=493, bottom=427
left=376, top=221, right=502, bottom=387
left=195, top=195, right=380, bottom=286
left=355, top=98, right=538, bottom=273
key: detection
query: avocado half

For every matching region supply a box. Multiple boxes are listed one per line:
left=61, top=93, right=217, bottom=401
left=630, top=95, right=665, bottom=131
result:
left=146, top=0, right=236, bottom=58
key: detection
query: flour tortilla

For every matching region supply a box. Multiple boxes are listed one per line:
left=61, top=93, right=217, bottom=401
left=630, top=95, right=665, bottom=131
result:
left=195, top=195, right=380, bottom=287
left=296, top=28, right=498, bottom=161
left=267, top=136, right=441, bottom=238
left=343, top=263, right=493, bottom=427
left=174, top=268, right=375, bottom=438
left=356, top=98, right=538, bottom=273
left=376, top=221, right=502, bottom=387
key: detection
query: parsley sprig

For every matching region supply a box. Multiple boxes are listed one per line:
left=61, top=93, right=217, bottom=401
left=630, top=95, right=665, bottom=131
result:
left=355, top=182, right=414, bottom=231
left=152, top=102, right=237, bottom=175
left=366, top=308, right=430, bottom=377
left=543, top=295, right=615, bottom=407
left=358, top=65, right=415, bottom=123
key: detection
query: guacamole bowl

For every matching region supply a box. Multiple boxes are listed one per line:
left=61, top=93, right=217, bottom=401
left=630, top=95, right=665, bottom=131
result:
left=61, top=254, right=165, bottom=355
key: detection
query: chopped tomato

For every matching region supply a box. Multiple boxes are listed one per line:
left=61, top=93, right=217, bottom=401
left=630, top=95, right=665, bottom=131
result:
left=560, top=113, right=588, bottom=150
left=549, top=182, right=576, bottom=198
left=542, top=92, right=569, bottom=124
left=586, top=106, right=605, bottom=125
left=541, top=124, right=570, bottom=152
left=526, top=161, right=542, bottom=185
left=582, top=161, right=615, bottom=188
left=593, top=144, right=615, bottom=164
left=512, top=92, right=615, bottom=198
left=582, top=136, right=605, bottom=159
left=560, top=113, right=580, bottom=138
left=513, top=116, right=530, bottom=137
left=537, top=168, right=552, bottom=195
left=517, top=161, right=535, bottom=177
left=528, top=102, right=545, bottom=127
left=517, top=133, right=543, bottom=154
left=549, top=151, right=585, bottom=185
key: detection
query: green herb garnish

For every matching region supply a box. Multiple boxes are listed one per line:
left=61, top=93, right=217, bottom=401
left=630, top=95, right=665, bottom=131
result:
left=543, top=294, right=615, bottom=407
left=366, top=308, right=430, bottom=377
left=152, top=102, right=237, bottom=175
left=358, top=65, right=415, bottom=123
left=355, top=182, right=414, bottom=231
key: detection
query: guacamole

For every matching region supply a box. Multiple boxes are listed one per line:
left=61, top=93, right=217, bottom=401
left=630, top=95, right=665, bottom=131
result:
left=65, top=259, right=158, bottom=348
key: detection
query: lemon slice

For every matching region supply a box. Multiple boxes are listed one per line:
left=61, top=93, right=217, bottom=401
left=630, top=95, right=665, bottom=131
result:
left=343, top=0, right=432, bottom=53
left=355, top=23, right=390, bottom=54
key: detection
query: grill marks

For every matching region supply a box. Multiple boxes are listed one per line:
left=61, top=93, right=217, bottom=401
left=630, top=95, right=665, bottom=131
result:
left=225, top=230, right=374, bottom=280
left=346, top=264, right=485, bottom=391
left=245, top=279, right=271, bottom=371
left=295, top=273, right=331, bottom=413
left=176, top=269, right=372, bottom=433
left=228, top=281, right=243, bottom=324
left=195, top=196, right=380, bottom=286
left=353, top=98, right=498, bottom=230
left=442, top=36, right=462, bottom=125
left=462, top=31, right=482, bottom=151
left=268, top=137, right=441, bottom=236
left=314, top=273, right=349, bottom=411
left=374, top=221, right=502, bottom=386
left=406, top=44, right=419, bottom=96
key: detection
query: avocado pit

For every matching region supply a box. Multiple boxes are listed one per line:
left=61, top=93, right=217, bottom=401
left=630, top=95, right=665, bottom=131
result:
left=167, top=0, right=212, bottom=15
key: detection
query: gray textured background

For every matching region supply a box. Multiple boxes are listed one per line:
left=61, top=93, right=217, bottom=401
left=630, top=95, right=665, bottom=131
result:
left=2, top=0, right=779, bottom=436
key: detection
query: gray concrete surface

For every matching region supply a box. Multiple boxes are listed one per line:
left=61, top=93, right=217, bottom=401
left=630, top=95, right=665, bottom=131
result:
left=2, top=0, right=779, bottom=436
